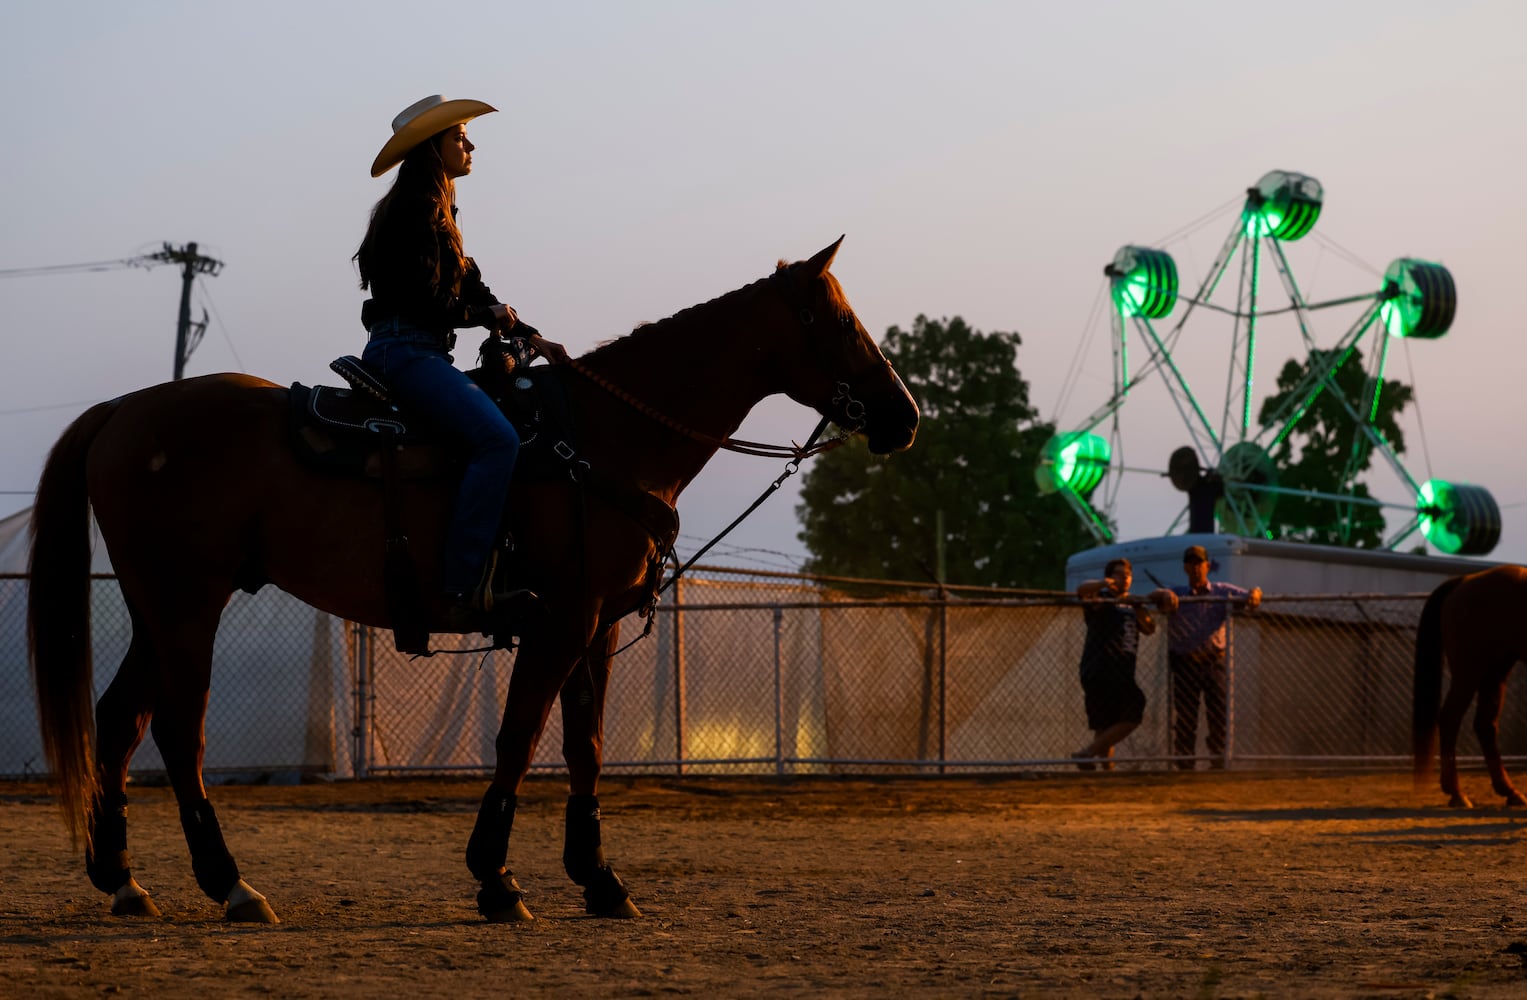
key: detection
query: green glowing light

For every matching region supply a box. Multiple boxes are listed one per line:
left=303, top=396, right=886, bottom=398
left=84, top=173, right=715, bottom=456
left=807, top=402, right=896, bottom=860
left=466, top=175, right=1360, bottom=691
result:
left=1108, top=246, right=1177, bottom=319
left=1036, top=433, right=1111, bottom=496
left=1245, top=170, right=1322, bottom=242
left=1380, top=258, right=1456, bottom=339
left=1417, top=479, right=1500, bottom=555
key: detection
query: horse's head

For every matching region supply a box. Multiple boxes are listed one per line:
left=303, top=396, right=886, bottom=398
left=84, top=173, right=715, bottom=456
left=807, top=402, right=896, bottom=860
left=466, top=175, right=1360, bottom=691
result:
left=771, top=237, right=918, bottom=455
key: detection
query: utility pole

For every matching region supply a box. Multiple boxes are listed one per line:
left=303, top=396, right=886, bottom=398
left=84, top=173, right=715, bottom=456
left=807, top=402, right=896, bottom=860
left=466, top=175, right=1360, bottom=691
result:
left=146, top=241, right=223, bottom=380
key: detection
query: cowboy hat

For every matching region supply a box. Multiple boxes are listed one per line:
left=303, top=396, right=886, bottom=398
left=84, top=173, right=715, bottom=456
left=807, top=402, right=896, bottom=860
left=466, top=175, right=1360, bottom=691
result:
left=370, top=95, right=497, bottom=178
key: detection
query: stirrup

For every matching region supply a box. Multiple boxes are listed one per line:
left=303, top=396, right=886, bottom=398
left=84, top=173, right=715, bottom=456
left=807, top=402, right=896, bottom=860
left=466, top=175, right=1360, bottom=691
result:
left=476, top=585, right=539, bottom=615
left=470, top=544, right=538, bottom=615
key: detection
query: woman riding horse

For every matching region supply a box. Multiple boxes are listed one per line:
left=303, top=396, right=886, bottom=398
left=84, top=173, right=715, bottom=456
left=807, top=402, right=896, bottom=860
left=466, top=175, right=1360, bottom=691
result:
left=29, top=225, right=918, bottom=922
left=355, top=94, right=569, bottom=622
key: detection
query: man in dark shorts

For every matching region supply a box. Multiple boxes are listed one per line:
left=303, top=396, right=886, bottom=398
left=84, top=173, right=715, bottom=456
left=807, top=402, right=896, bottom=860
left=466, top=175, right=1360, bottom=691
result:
left=1072, top=557, right=1177, bottom=769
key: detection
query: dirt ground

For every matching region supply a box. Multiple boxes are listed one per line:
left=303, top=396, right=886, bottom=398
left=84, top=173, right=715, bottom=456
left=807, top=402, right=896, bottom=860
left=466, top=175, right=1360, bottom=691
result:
left=3, top=770, right=1527, bottom=999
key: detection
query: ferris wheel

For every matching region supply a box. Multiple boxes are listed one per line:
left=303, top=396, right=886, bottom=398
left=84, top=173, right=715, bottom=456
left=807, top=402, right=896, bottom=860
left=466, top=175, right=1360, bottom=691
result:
left=1038, top=169, right=1498, bottom=556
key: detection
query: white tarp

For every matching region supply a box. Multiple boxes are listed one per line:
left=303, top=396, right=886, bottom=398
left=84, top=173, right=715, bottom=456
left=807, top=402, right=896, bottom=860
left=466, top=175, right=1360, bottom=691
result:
left=1, top=507, right=355, bottom=779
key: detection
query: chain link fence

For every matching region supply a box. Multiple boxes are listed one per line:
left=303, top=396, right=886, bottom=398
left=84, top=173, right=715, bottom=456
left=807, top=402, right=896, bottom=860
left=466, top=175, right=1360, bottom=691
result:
left=6, top=569, right=1527, bottom=779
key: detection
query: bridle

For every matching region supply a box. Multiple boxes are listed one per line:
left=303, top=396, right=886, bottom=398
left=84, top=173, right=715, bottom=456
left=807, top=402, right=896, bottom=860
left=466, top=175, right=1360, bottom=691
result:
left=562, top=264, right=892, bottom=461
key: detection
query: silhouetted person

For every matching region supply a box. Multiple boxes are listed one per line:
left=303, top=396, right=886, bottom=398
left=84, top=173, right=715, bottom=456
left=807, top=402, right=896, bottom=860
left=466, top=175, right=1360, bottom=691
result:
left=1186, top=471, right=1223, bottom=534
left=1073, top=558, right=1177, bottom=769
left=1166, top=545, right=1261, bottom=769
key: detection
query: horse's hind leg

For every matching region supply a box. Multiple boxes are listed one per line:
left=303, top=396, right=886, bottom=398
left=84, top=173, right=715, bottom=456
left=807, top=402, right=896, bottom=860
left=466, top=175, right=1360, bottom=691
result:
left=89, top=628, right=159, bottom=916
left=1438, top=679, right=1478, bottom=808
left=1473, top=673, right=1526, bottom=806
left=560, top=626, right=640, bottom=919
left=147, top=605, right=278, bottom=923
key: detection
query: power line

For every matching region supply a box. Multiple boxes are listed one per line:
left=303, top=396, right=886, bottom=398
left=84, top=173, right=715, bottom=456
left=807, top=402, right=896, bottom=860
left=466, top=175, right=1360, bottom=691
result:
left=197, top=275, right=246, bottom=371
left=0, top=257, right=152, bottom=279
left=0, top=398, right=108, bottom=417
left=1, top=243, right=226, bottom=380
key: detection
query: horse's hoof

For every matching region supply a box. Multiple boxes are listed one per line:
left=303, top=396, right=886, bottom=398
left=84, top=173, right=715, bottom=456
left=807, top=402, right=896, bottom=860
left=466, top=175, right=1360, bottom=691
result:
left=110, top=878, right=162, bottom=917
left=225, top=878, right=280, bottom=924
left=478, top=874, right=534, bottom=924
left=1505, top=793, right=1526, bottom=807
left=583, top=865, right=641, bottom=919
left=594, top=896, right=643, bottom=919
left=481, top=896, right=536, bottom=923
left=1448, top=793, right=1475, bottom=809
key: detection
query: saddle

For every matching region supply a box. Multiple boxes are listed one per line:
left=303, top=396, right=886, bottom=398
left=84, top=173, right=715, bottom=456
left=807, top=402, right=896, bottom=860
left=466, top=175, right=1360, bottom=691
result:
left=286, top=338, right=679, bottom=656
left=287, top=343, right=561, bottom=655
left=290, top=356, right=542, bottom=480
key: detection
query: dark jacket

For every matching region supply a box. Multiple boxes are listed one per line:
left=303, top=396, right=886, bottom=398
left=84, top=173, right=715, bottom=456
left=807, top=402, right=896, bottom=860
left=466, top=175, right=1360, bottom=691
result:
left=359, top=200, right=501, bottom=333
left=1079, top=585, right=1141, bottom=683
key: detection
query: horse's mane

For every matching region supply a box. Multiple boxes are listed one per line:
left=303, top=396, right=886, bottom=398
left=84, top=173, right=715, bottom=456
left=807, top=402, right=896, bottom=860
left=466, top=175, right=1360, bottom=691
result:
left=580, top=260, right=854, bottom=365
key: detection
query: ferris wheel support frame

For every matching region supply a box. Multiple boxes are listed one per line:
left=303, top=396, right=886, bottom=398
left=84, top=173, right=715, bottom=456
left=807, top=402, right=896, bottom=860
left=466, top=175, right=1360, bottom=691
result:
left=1041, top=169, right=1494, bottom=556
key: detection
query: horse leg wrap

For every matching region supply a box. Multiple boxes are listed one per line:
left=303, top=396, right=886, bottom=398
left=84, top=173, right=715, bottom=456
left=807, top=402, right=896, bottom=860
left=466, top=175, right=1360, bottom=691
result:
left=86, top=791, right=133, bottom=895
left=564, top=794, right=632, bottom=915
left=465, top=789, right=517, bottom=883
left=563, top=794, right=607, bottom=884
left=178, top=798, right=241, bottom=903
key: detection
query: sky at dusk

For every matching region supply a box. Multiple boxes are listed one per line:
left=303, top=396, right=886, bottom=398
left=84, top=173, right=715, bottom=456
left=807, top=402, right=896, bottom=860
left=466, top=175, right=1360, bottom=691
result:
left=1, top=1, right=1523, bottom=582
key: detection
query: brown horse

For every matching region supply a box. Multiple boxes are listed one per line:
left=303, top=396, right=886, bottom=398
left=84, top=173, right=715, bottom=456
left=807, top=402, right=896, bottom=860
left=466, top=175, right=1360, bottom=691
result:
left=28, top=237, right=918, bottom=923
left=1413, top=564, right=1527, bottom=808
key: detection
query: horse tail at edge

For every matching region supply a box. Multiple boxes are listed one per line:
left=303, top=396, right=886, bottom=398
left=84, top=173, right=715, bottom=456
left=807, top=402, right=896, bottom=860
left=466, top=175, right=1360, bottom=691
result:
left=27, top=398, right=119, bottom=847
left=1412, top=574, right=1464, bottom=789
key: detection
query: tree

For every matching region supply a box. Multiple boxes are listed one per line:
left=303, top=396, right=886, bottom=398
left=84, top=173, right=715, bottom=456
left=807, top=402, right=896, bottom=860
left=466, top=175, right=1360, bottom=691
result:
left=796, top=315, right=1096, bottom=588
left=1254, top=346, right=1414, bottom=547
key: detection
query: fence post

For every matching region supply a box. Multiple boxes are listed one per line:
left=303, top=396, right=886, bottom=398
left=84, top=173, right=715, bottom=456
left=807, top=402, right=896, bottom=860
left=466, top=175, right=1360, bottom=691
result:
left=1160, top=607, right=1177, bottom=770
left=1223, top=612, right=1234, bottom=770
left=673, top=575, right=687, bottom=775
left=351, top=621, right=371, bottom=779
left=773, top=606, right=784, bottom=776
left=938, top=591, right=948, bottom=775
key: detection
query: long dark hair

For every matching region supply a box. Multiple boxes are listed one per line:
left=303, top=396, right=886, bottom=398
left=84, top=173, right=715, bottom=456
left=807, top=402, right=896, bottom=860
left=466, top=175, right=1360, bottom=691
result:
left=353, top=131, right=468, bottom=295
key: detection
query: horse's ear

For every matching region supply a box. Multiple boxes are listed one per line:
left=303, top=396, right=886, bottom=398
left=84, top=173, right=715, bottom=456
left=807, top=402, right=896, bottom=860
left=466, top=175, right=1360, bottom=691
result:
left=803, top=235, right=845, bottom=278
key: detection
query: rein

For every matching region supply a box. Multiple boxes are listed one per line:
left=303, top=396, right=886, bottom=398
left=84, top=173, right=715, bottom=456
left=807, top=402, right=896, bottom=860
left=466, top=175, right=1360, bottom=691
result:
left=598, top=413, right=832, bottom=661
left=657, top=413, right=832, bottom=597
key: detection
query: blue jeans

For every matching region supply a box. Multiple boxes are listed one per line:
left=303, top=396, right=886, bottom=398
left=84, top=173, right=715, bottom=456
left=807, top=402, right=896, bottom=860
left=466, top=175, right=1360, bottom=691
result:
left=362, top=325, right=519, bottom=595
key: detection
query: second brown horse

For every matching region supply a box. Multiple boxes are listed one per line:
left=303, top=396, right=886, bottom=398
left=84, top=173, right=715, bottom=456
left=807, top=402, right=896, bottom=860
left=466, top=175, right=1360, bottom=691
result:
left=1414, top=564, right=1527, bottom=808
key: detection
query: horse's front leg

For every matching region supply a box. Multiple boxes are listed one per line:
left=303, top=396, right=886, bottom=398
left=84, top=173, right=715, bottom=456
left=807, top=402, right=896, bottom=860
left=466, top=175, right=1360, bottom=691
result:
left=465, top=783, right=532, bottom=923
left=561, top=624, right=640, bottom=918
left=1473, top=677, right=1526, bottom=806
left=466, top=630, right=585, bottom=923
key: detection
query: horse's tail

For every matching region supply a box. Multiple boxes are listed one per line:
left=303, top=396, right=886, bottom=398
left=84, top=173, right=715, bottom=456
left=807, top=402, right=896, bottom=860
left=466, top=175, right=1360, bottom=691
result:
left=27, top=398, right=118, bottom=847
left=1413, top=574, right=1464, bottom=788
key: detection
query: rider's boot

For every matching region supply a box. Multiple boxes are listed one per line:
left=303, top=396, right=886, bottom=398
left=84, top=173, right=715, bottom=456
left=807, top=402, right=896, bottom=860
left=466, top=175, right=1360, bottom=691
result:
left=473, top=540, right=539, bottom=614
